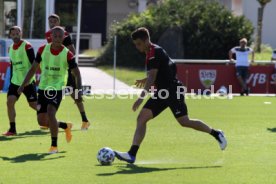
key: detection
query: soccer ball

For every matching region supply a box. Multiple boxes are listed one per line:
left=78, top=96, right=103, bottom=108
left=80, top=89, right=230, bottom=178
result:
left=97, top=147, right=115, bottom=165
left=218, top=86, right=227, bottom=96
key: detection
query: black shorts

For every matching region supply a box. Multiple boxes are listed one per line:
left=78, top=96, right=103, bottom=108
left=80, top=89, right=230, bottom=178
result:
left=143, top=88, right=188, bottom=118
left=7, top=82, right=37, bottom=102
left=37, top=89, right=64, bottom=114
left=236, top=66, right=249, bottom=80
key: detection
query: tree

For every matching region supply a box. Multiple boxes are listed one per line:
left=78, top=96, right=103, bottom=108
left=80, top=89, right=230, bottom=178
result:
left=98, top=0, right=254, bottom=67
left=256, top=0, right=271, bottom=52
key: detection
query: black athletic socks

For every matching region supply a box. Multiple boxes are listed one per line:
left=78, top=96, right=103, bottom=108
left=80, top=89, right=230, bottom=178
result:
left=210, top=129, right=220, bottom=142
left=51, top=137, right=58, bottom=147
left=58, top=122, right=68, bottom=129
left=9, top=122, right=16, bottom=133
left=128, top=145, right=139, bottom=157
left=80, top=112, right=89, bottom=122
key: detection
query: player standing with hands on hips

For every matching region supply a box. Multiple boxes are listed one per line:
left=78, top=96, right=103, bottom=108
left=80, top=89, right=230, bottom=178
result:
left=114, top=27, right=227, bottom=164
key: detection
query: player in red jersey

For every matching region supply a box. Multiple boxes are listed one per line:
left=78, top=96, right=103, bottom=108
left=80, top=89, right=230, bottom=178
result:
left=114, top=27, right=227, bottom=163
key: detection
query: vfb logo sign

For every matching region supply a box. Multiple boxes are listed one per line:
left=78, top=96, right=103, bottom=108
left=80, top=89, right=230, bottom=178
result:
left=199, top=70, right=217, bottom=88
left=246, top=73, right=272, bottom=86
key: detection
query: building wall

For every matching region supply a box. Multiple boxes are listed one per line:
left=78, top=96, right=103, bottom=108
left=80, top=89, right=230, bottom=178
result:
left=243, top=0, right=276, bottom=49
left=220, top=0, right=276, bottom=48
left=219, top=0, right=232, bottom=10
left=106, top=0, right=138, bottom=38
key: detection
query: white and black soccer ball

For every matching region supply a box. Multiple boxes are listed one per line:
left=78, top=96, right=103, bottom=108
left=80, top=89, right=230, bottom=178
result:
left=218, top=86, right=228, bottom=96
left=97, top=147, right=115, bottom=165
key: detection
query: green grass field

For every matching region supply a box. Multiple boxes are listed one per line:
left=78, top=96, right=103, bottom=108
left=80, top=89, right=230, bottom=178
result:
left=98, top=66, right=146, bottom=86
left=1, top=94, right=276, bottom=184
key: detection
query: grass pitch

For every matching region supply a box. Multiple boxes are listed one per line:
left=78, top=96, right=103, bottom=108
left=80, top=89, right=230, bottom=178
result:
left=0, top=94, right=276, bottom=184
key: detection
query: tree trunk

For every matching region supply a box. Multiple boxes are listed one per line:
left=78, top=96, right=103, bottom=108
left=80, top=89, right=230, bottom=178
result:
left=256, top=5, right=265, bottom=53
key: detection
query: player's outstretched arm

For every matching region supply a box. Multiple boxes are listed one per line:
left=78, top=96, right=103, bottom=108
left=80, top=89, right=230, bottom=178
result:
left=132, top=69, right=158, bottom=112
left=17, top=62, right=39, bottom=95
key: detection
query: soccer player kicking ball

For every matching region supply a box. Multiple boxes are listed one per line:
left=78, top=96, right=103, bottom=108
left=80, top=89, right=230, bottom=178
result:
left=45, top=14, right=90, bottom=130
left=114, top=27, right=227, bottom=163
left=18, top=26, right=83, bottom=154
left=3, top=26, right=37, bottom=136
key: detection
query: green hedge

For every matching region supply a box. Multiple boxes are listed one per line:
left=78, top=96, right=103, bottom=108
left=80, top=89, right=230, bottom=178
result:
left=99, top=0, right=254, bottom=68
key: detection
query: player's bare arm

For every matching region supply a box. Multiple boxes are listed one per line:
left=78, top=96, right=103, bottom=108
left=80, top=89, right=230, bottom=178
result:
left=229, top=50, right=234, bottom=62
left=132, top=69, right=158, bottom=112
left=135, top=77, right=147, bottom=88
left=251, top=51, right=255, bottom=63
left=17, top=62, right=39, bottom=94
left=71, top=67, right=83, bottom=102
left=67, top=44, right=76, bottom=55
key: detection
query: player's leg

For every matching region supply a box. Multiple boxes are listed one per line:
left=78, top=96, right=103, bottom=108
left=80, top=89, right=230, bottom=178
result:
left=132, top=108, right=153, bottom=146
left=48, top=90, right=72, bottom=153
left=70, top=91, right=90, bottom=130
left=114, top=108, right=154, bottom=163
left=169, top=91, right=227, bottom=150
left=177, top=116, right=212, bottom=132
left=4, top=95, right=18, bottom=135
left=68, top=72, right=90, bottom=130
left=37, top=90, right=50, bottom=129
left=23, top=82, right=38, bottom=110
left=241, top=67, right=250, bottom=95
left=236, top=67, right=247, bottom=95
left=47, top=104, right=59, bottom=154
left=177, top=116, right=227, bottom=150
left=115, top=95, right=167, bottom=163
left=47, top=105, right=58, bottom=138
left=3, top=83, right=20, bottom=136
left=37, top=98, right=49, bottom=128
left=37, top=103, right=71, bottom=154
left=37, top=112, right=49, bottom=127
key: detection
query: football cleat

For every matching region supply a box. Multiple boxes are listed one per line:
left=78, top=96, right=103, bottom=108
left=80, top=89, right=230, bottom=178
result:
left=65, top=123, right=73, bottom=143
left=216, top=130, right=227, bottom=150
left=48, top=146, right=58, bottom=154
left=2, top=131, right=17, bottom=136
left=114, top=151, right=136, bottom=164
left=81, top=121, right=90, bottom=131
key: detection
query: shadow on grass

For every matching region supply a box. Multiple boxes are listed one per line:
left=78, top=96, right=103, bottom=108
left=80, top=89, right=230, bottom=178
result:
left=0, top=128, right=83, bottom=142
left=97, top=164, right=222, bottom=176
left=18, top=130, right=49, bottom=136
left=267, top=127, right=276, bottom=132
left=0, top=151, right=66, bottom=163
left=0, top=130, right=49, bottom=141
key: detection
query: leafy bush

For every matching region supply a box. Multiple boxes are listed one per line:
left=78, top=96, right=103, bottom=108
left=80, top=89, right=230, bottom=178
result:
left=98, top=0, right=254, bottom=68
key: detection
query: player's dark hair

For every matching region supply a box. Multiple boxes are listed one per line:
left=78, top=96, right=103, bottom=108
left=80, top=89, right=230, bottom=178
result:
left=131, top=27, right=150, bottom=41
left=48, top=14, right=60, bottom=22
left=51, top=26, right=65, bottom=35
left=9, top=26, right=21, bottom=35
